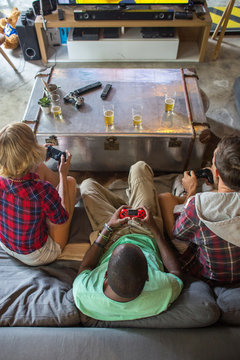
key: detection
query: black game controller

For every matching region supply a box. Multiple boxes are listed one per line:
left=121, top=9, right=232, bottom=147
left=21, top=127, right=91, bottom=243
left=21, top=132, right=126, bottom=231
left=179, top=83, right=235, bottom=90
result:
left=189, top=168, right=214, bottom=184
left=46, top=146, right=66, bottom=164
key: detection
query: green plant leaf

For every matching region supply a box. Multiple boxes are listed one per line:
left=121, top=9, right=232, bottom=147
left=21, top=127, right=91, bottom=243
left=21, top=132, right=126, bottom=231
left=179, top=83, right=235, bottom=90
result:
left=38, top=96, right=51, bottom=107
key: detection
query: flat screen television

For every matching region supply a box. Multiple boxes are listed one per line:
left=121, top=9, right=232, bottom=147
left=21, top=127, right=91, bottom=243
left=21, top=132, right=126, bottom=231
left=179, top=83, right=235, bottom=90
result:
left=57, top=1, right=190, bottom=6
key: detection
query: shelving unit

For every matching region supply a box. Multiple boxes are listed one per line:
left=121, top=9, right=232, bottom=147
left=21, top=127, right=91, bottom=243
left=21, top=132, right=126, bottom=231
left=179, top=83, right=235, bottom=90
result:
left=35, top=5, right=212, bottom=63
left=67, top=27, right=180, bottom=61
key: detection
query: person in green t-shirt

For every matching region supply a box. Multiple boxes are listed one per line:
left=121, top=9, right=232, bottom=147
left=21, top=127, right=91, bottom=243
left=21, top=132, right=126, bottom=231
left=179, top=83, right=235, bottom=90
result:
left=73, top=161, right=183, bottom=322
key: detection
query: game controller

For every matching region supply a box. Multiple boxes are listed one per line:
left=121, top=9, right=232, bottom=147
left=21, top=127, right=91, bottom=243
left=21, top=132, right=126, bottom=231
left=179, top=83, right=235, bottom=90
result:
left=63, top=81, right=102, bottom=109
left=46, top=146, right=66, bottom=164
left=63, top=92, right=84, bottom=109
left=189, top=168, right=214, bottom=184
left=119, top=208, right=146, bottom=219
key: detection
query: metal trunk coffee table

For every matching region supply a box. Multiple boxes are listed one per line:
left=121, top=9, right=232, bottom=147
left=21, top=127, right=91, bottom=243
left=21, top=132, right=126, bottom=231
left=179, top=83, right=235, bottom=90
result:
left=23, top=67, right=210, bottom=172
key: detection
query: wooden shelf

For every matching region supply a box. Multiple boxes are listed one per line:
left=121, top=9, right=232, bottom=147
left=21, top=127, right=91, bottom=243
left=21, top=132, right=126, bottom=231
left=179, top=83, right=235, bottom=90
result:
left=35, top=5, right=212, bottom=63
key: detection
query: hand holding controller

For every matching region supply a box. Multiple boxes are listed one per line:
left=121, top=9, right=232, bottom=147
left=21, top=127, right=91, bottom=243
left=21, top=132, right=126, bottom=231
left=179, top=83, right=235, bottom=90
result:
left=119, top=208, right=147, bottom=220
left=189, top=168, right=214, bottom=184
left=46, top=145, right=66, bottom=164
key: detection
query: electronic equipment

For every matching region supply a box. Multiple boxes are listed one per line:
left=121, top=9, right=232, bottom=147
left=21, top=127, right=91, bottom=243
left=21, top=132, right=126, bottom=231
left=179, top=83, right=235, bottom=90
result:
left=63, top=82, right=102, bottom=109
left=58, top=8, right=65, bottom=20
left=63, top=93, right=84, bottom=109
left=101, top=84, right=112, bottom=100
left=119, top=208, right=147, bottom=220
left=32, top=0, right=57, bottom=16
left=58, top=0, right=189, bottom=6
left=73, top=81, right=102, bottom=95
left=194, top=4, right=206, bottom=17
left=103, top=28, right=119, bottom=38
left=74, top=9, right=174, bottom=21
left=141, top=27, right=175, bottom=38
left=72, top=27, right=100, bottom=40
left=189, top=168, right=214, bottom=184
left=175, top=11, right=193, bottom=19
left=46, top=146, right=66, bottom=164
left=16, top=14, right=41, bottom=61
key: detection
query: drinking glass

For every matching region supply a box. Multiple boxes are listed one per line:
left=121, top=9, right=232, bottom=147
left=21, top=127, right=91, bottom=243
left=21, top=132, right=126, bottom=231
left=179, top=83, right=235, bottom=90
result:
left=51, top=94, right=63, bottom=120
left=103, top=103, right=114, bottom=128
left=132, top=104, right=143, bottom=129
left=165, top=91, right=176, bottom=113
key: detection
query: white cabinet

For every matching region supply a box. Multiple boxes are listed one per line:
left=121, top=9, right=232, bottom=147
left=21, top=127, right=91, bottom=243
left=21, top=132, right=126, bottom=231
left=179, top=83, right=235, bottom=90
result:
left=67, top=27, right=179, bottom=61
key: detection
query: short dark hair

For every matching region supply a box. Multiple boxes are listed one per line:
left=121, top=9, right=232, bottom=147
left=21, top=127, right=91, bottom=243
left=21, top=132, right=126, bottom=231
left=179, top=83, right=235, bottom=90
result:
left=215, top=135, right=240, bottom=191
left=107, top=244, right=148, bottom=299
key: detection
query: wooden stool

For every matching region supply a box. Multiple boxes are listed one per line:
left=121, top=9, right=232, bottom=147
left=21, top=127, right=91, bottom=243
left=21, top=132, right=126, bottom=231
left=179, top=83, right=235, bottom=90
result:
left=0, top=33, right=18, bottom=71
left=211, top=0, right=236, bottom=60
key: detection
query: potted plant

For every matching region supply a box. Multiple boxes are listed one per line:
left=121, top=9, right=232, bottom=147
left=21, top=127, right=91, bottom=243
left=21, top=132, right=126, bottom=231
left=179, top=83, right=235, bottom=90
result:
left=38, top=96, right=51, bottom=114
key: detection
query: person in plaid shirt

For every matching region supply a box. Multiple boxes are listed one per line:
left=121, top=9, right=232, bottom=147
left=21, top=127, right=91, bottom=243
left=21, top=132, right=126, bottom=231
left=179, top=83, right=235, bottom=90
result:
left=158, top=135, right=240, bottom=285
left=0, top=123, right=76, bottom=266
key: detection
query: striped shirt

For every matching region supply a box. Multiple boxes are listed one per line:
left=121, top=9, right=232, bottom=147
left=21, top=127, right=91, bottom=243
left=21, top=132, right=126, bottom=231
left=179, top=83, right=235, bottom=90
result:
left=0, top=173, right=68, bottom=254
left=173, top=197, right=240, bottom=284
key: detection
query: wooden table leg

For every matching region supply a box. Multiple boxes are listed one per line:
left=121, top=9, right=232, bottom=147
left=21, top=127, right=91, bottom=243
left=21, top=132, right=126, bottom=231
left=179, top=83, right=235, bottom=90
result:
left=0, top=47, right=17, bottom=71
left=212, top=0, right=236, bottom=60
left=35, top=17, right=48, bottom=64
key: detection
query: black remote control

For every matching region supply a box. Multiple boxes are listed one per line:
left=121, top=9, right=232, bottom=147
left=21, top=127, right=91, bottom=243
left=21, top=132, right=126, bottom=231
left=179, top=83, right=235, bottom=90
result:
left=101, top=84, right=112, bottom=100
left=75, top=81, right=102, bottom=95
left=58, top=9, right=65, bottom=21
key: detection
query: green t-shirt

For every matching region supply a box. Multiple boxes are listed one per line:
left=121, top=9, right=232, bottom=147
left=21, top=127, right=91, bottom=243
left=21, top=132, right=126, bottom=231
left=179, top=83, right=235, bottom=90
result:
left=73, top=233, right=183, bottom=321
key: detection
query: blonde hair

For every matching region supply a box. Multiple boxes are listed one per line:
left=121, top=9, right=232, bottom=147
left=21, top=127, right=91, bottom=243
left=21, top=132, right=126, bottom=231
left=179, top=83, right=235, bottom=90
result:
left=0, top=122, right=46, bottom=178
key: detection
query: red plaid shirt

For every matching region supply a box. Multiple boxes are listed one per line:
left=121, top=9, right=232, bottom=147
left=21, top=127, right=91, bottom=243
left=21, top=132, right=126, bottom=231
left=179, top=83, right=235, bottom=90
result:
left=0, top=173, right=69, bottom=254
left=173, top=196, right=240, bottom=284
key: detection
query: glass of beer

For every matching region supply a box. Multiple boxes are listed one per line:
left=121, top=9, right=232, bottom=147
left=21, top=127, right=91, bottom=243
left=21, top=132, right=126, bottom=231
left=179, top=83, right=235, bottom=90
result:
left=132, top=104, right=143, bottom=129
left=165, top=91, right=176, bottom=113
left=51, top=94, right=63, bottom=120
left=103, top=103, right=114, bottom=128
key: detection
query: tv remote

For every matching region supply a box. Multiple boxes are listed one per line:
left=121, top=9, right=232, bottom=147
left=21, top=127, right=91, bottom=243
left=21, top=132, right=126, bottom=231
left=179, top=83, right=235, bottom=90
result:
left=75, top=81, right=102, bottom=95
left=101, top=84, right=112, bottom=100
left=58, top=9, right=65, bottom=21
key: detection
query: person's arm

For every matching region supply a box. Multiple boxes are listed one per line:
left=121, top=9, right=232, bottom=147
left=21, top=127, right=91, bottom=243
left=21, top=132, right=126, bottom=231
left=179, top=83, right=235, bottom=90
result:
left=141, top=208, right=182, bottom=280
left=35, top=143, right=60, bottom=187
left=182, top=170, right=198, bottom=202
left=57, top=150, right=72, bottom=214
left=77, top=205, right=130, bottom=275
left=172, top=198, right=197, bottom=242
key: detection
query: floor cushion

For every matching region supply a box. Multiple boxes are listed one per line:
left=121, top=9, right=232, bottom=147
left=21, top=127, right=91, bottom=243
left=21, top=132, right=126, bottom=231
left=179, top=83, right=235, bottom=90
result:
left=214, top=284, right=240, bottom=325
left=79, top=276, right=220, bottom=329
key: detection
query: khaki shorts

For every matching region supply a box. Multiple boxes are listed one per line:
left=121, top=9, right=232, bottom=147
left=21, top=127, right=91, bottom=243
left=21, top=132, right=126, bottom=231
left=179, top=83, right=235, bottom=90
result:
left=0, top=236, right=61, bottom=266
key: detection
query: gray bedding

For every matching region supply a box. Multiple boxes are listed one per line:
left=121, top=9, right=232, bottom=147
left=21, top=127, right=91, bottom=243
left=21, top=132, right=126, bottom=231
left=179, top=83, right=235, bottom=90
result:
left=0, top=250, right=80, bottom=326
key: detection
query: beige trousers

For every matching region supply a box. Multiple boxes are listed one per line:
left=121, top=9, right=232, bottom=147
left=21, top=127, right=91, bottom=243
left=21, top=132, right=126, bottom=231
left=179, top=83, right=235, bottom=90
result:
left=80, top=161, right=163, bottom=245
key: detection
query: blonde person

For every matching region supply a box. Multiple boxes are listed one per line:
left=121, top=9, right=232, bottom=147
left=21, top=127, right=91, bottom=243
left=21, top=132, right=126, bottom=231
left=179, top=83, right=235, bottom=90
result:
left=0, top=122, right=76, bottom=266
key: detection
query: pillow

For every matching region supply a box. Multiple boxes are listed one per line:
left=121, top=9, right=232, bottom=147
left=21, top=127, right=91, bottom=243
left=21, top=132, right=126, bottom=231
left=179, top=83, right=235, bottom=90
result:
left=0, top=248, right=81, bottom=326
left=78, top=276, right=220, bottom=329
left=214, top=284, right=240, bottom=325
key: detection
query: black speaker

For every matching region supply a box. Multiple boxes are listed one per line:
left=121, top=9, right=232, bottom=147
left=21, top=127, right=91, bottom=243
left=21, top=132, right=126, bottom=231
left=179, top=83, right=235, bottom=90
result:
left=16, top=15, right=41, bottom=61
